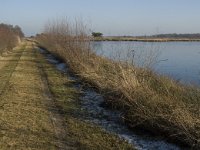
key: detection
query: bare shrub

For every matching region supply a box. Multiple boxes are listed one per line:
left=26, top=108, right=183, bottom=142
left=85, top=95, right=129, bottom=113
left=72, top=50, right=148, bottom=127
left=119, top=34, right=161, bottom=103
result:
left=36, top=18, right=200, bottom=148
left=0, top=23, right=24, bottom=54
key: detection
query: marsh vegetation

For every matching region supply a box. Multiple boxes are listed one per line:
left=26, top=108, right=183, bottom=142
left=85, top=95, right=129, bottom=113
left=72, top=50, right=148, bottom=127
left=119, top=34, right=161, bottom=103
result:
left=0, top=23, right=24, bottom=54
left=0, top=20, right=200, bottom=149
left=36, top=18, right=200, bottom=149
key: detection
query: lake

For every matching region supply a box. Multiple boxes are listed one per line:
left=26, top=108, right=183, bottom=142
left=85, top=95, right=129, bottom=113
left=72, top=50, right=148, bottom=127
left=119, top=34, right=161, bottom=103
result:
left=92, top=41, right=200, bottom=85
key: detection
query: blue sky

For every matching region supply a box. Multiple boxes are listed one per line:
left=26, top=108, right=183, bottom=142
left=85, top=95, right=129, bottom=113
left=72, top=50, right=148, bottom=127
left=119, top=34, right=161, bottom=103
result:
left=0, top=0, right=200, bottom=36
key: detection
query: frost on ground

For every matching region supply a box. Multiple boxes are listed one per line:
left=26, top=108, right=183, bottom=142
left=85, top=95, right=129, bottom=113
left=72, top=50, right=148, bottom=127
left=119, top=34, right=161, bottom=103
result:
left=40, top=47, right=181, bottom=150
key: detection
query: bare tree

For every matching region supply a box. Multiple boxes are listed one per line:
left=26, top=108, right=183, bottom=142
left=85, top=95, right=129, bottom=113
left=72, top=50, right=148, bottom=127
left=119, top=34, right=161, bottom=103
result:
left=0, top=23, right=24, bottom=54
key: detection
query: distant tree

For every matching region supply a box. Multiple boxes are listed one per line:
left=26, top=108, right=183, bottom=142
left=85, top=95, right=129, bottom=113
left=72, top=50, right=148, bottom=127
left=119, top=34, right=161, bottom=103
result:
left=92, top=32, right=103, bottom=37
left=13, top=25, right=24, bottom=38
left=151, top=33, right=200, bottom=39
left=0, top=23, right=24, bottom=54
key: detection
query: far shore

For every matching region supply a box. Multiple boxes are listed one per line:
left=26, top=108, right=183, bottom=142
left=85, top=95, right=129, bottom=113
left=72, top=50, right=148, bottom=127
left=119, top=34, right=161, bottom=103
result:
left=93, top=37, right=200, bottom=42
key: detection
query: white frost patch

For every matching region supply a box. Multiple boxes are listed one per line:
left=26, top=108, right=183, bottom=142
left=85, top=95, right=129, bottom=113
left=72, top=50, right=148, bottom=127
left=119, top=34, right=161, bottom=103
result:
left=38, top=47, right=181, bottom=150
left=121, top=134, right=180, bottom=150
left=46, top=54, right=59, bottom=64
left=56, top=63, right=67, bottom=72
left=47, top=58, right=59, bottom=64
left=38, top=48, right=47, bottom=54
left=81, top=89, right=181, bottom=150
left=37, top=48, right=59, bottom=64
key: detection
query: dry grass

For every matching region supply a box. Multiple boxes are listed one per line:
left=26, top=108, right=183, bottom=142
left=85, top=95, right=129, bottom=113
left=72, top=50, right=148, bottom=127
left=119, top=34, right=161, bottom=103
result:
left=36, top=47, right=134, bottom=150
left=0, top=40, right=134, bottom=149
left=0, top=42, right=60, bottom=149
left=36, top=19, right=200, bottom=149
left=93, top=36, right=200, bottom=42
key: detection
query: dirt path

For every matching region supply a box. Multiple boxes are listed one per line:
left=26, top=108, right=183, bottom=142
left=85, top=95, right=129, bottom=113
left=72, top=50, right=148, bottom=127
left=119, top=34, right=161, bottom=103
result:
left=0, top=42, right=69, bottom=149
left=0, top=46, right=24, bottom=95
left=36, top=46, right=71, bottom=149
left=0, top=41, right=134, bottom=150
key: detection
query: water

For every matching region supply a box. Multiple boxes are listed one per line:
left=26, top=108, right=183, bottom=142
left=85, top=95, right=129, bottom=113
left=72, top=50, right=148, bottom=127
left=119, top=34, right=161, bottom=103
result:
left=92, top=41, right=200, bottom=85
left=39, top=48, right=181, bottom=150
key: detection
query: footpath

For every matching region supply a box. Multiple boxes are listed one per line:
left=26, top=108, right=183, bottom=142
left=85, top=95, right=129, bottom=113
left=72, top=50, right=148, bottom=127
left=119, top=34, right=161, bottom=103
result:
left=0, top=41, right=133, bottom=150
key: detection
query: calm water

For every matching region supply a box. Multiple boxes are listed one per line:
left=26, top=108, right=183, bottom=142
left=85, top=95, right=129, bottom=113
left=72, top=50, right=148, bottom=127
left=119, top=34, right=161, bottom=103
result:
left=92, top=41, right=200, bottom=85
left=40, top=48, right=180, bottom=150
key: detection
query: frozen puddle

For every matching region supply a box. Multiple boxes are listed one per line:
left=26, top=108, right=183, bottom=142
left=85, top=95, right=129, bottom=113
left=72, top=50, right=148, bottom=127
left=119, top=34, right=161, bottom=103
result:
left=38, top=48, right=181, bottom=150
left=56, top=63, right=67, bottom=72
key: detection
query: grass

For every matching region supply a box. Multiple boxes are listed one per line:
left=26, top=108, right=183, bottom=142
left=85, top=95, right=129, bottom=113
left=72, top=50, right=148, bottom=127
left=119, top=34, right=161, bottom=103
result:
left=36, top=19, right=200, bottom=149
left=0, top=42, right=58, bottom=149
left=0, top=46, right=24, bottom=93
left=36, top=48, right=134, bottom=150
left=0, top=40, right=134, bottom=149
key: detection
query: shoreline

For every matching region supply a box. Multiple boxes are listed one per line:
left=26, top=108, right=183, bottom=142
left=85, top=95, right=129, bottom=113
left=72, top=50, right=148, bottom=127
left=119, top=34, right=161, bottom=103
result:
left=36, top=19, right=200, bottom=148
left=93, top=37, right=200, bottom=42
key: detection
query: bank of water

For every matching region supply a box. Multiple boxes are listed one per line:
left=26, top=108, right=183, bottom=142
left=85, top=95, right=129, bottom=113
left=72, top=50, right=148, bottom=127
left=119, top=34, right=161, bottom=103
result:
left=92, top=41, right=200, bottom=85
left=38, top=48, right=181, bottom=150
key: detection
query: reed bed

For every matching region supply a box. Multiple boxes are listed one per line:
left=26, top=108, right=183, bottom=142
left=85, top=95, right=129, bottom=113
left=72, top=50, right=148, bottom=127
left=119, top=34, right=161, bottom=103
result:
left=36, top=18, right=200, bottom=148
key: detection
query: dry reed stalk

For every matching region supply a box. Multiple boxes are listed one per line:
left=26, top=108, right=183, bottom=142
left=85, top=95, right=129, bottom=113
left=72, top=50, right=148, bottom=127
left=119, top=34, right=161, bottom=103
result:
left=36, top=18, right=200, bottom=148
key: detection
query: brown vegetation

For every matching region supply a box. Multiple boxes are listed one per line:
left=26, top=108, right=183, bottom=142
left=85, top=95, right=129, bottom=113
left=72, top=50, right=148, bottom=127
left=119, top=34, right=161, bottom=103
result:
left=36, top=18, right=200, bottom=149
left=37, top=50, right=134, bottom=149
left=93, top=36, right=200, bottom=42
left=0, top=42, right=60, bottom=149
left=0, top=41, right=133, bottom=149
left=0, top=23, right=24, bottom=54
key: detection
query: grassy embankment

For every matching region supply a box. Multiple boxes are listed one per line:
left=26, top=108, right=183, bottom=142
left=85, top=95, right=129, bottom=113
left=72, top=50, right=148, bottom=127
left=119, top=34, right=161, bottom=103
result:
left=93, top=36, right=200, bottom=42
left=36, top=43, right=134, bottom=149
left=37, top=19, right=200, bottom=149
left=0, top=41, right=133, bottom=149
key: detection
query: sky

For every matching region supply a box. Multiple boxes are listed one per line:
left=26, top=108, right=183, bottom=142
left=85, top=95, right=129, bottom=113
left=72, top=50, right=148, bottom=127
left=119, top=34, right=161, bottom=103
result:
left=0, top=0, right=200, bottom=36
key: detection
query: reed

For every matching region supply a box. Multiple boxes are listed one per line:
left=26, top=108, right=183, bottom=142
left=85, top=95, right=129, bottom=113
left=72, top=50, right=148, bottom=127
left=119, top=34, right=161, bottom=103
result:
left=36, top=18, right=200, bottom=148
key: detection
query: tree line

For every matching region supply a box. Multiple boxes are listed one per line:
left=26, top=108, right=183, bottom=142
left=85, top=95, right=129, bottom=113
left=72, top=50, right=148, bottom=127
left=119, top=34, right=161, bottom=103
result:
left=0, top=23, right=24, bottom=54
left=138, top=33, right=200, bottom=39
